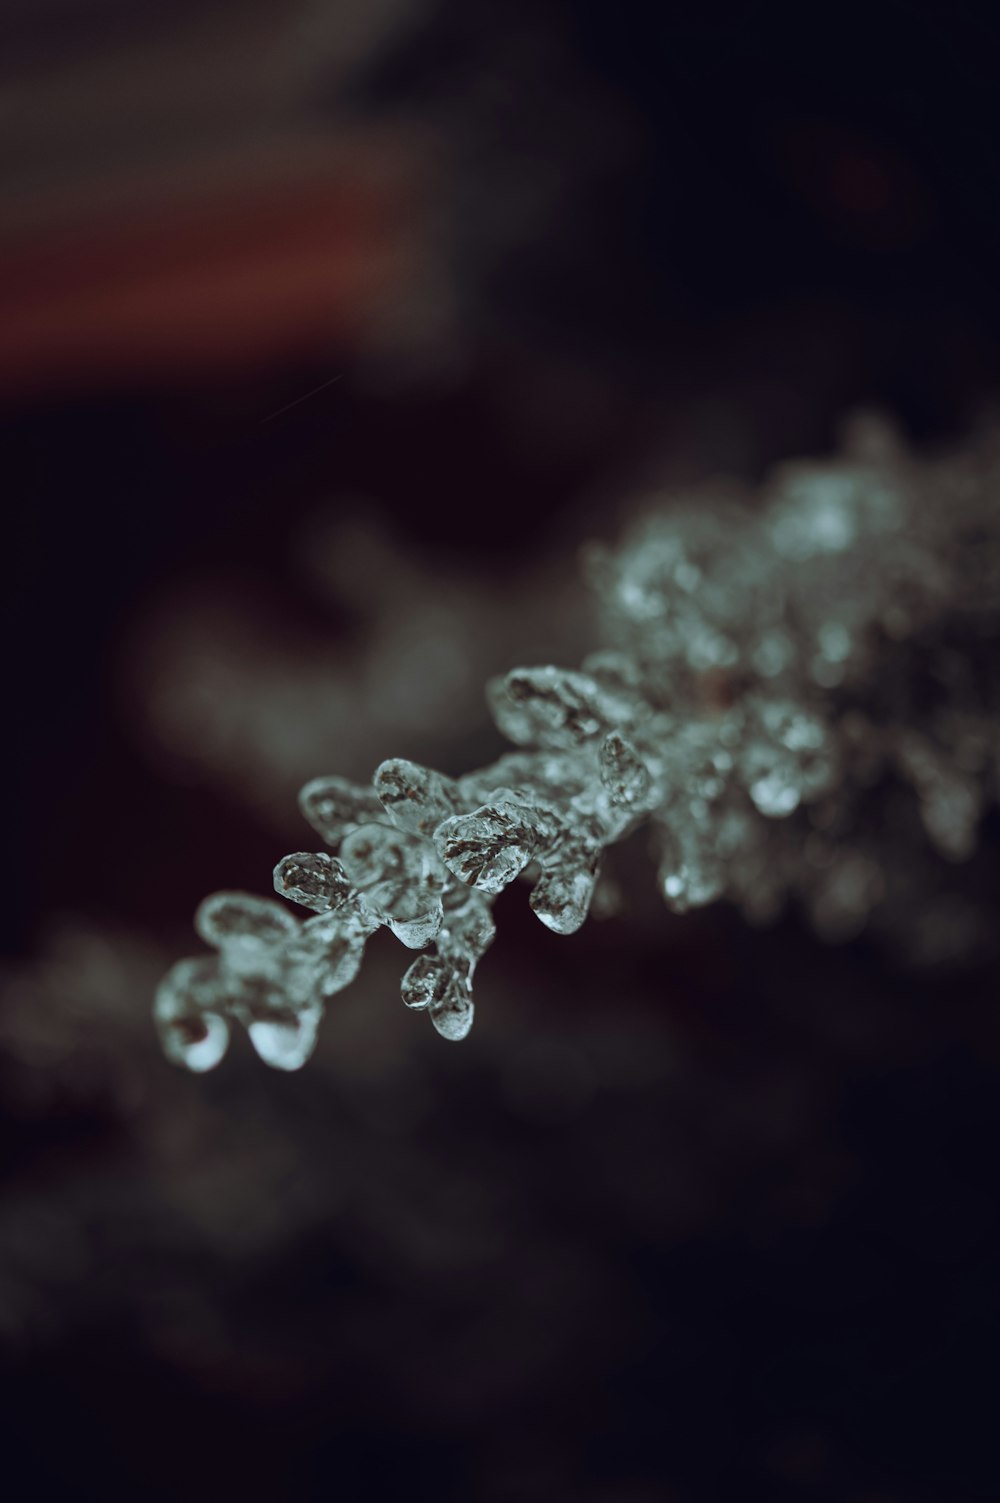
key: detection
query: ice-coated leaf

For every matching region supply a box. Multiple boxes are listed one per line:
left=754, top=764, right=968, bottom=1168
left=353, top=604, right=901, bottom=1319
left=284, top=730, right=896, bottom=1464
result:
left=273, top=851, right=356, bottom=913
left=298, top=775, right=384, bottom=846
left=374, top=758, right=462, bottom=835
left=194, top=892, right=298, bottom=973
left=598, top=730, right=651, bottom=806
left=339, top=821, right=430, bottom=892
left=434, top=803, right=552, bottom=894
left=339, top=821, right=444, bottom=945
left=458, top=751, right=591, bottom=808
left=488, top=666, right=626, bottom=748
left=285, top=910, right=370, bottom=998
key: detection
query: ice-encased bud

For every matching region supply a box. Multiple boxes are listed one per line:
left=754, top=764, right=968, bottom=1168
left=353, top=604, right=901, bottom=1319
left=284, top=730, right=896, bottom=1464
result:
left=273, top=851, right=355, bottom=912
left=435, top=802, right=554, bottom=893
left=374, top=758, right=462, bottom=835
left=339, top=821, right=444, bottom=946
left=488, top=666, right=626, bottom=748
left=599, top=730, right=651, bottom=807
left=298, top=775, right=384, bottom=846
left=155, top=956, right=230, bottom=1072
left=195, top=892, right=298, bottom=973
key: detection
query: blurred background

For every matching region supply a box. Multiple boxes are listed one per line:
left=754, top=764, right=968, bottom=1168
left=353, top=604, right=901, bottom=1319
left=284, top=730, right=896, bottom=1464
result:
left=4, top=2, right=1000, bottom=1498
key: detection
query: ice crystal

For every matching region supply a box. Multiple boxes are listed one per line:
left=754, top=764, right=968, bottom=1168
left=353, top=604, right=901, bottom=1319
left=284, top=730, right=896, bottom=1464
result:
left=157, top=415, right=1000, bottom=1068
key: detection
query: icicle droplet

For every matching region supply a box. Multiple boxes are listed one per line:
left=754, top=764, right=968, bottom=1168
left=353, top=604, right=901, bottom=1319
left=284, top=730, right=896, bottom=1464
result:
left=430, top=989, right=474, bottom=1042
left=195, top=892, right=298, bottom=973
left=599, top=730, right=651, bottom=806
left=273, top=851, right=355, bottom=913
left=435, top=803, right=552, bottom=893
left=155, top=957, right=230, bottom=1072
left=530, top=854, right=600, bottom=934
left=488, top=666, right=626, bottom=748
left=298, top=776, right=384, bottom=846
left=401, top=952, right=475, bottom=1039
left=373, top=758, right=462, bottom=835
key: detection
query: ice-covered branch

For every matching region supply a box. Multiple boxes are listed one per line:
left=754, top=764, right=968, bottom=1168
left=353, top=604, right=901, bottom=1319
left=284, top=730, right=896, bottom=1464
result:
left=156, top=416, right=1000, bottom=1069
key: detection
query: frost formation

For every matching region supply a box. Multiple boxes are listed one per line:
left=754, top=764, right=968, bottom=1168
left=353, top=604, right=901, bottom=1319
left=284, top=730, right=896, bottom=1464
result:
left=156, top=416, right=1000, bottom=1070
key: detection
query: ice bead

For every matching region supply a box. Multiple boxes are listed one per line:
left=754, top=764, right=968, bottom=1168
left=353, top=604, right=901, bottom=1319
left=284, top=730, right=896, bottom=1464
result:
left=488, top=666, right=627, bottom=748
left=154, top=956, right=230, bottom=1073
left=298, top=775, right=384, bottom=846
left=599, top=730, right=651, bottom=807
left=195, top=892, right=298, bottom=973
left=374, top=758, right=462, bottom=835
left=434, top=802, right=554, bottom=894
left=273, top=851, right=355, bottom=913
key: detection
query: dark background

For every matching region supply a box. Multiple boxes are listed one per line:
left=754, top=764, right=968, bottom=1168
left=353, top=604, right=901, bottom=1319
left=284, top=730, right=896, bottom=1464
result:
left=4, top=3, right=1000, bottom=1499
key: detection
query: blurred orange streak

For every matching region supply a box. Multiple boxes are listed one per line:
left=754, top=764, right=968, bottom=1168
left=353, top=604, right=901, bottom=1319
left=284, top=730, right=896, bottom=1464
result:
left=0, top=174, right=407, bottom=397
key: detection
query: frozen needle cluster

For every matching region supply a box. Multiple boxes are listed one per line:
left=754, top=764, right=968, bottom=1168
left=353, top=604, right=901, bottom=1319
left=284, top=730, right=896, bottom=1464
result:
left=156, top=416, right=1000, bottom=1069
